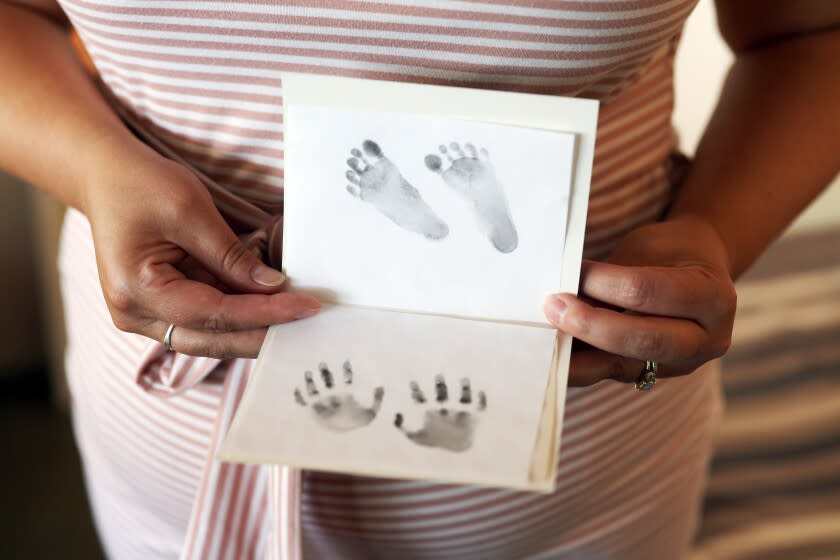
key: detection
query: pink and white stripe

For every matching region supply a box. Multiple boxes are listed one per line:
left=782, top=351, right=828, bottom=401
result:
left=53, top=1, right=724, bottom=559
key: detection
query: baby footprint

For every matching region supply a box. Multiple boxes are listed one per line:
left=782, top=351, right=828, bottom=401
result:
left=424, top=142, right=518, bottom=253
left=294, top=360, right=384, bottom=432
left=345, top=139, right=449, bottom=240
left=394, top=375, right=486, bottom=453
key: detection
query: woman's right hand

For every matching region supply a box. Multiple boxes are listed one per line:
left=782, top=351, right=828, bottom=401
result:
left=83, top=143, right=321, bottom=359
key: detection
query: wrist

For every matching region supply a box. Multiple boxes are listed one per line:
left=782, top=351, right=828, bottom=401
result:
left=77, top=126, right=161, bottom=217
left=662, top=213, right=736, bottom=276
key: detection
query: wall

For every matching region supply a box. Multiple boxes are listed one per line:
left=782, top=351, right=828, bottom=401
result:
left=673, top=0, right=840, bottom=234
left=0, top=174, right=44, bottom=376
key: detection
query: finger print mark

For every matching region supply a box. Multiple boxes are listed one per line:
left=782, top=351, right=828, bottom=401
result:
left=294, top=360, right=383, bottom=432
left=477, top=391, right=487, bottom=411
left=304, top=371, right=319, bottom=396
left=319, top=362, right=334, bottom=388
left=410, top=381, right=426, bottom=404
left=434, top=374, right=448, bottom=403
left=459, top=378, right=471, bottom=404
left=343, top=360, right=353, bottom=384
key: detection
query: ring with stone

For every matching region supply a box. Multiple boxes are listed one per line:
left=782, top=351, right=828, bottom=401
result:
left=635, top=360, right=657, bottom=391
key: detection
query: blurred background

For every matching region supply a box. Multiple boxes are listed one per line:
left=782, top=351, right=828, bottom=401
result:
left=1, top=1, right=838, bottom=558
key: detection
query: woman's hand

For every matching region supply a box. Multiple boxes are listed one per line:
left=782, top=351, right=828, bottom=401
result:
left=543, top=217, right=737, bottom=386
left=83, top=144, right=321, bottom=359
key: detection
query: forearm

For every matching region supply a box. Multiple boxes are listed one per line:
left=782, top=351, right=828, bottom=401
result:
left=668, top=29, right=840, bottom=279
left=0, top=3, right=146, bottom=213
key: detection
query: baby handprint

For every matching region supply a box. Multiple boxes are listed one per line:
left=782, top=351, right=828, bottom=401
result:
left=394, top=375, right=486, bottom=452
left=294, top=360, right=384, bottom=432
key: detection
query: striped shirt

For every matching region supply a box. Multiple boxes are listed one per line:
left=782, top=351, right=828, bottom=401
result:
left=54, top=1, right=724, bottom=559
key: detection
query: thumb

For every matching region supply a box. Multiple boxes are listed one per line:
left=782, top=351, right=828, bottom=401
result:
left=177, top=207, right=286, bottom=294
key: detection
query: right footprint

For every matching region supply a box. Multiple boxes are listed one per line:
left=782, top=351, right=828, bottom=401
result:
left=394, top=375, right=487, bottom=453
left=425, top=142, right=519, bottom=253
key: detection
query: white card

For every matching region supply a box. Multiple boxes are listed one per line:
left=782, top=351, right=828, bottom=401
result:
left=219, top=74, right=599, bottom=489
left=283, top=106, right=575, bottom=324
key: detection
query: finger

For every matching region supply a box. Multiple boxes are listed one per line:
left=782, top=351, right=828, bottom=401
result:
left=319, top=362, right=334, bottom=389
left=174, top=204, right=289, bottom=294
left=544, top=294, right=706, bottom=363
left=409, top=381, right=426, bottom=404
left=152, top=321, right=268, bottom=359
left=459, top=378, right=472, bottom=404
left=304, top=371, right=319, bottom=396
left=569, top=349, right=692, bottom=386
left=579, top=260, right=732, bottom=327
left=434, top=374, right=448, bottom=403
left=141, top=263, right=320, bottom=331
left=176, top=255, right=230, bottom=292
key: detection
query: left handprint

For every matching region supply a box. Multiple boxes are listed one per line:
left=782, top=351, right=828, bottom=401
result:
left=294, top=360, right=384, bottom=432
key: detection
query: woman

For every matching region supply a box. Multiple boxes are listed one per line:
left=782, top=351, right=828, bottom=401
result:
left=1, top=1, right=837, bottom=558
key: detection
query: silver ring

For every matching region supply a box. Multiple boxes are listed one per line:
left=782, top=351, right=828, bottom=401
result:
left=635, top=360, right=657, bottom=391
left=163, top=323, right=176, bottom=352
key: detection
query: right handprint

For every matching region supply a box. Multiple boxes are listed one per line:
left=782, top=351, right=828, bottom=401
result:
left=394, top=375, right=487, bottom=452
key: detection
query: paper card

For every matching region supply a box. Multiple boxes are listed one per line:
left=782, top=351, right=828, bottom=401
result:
left=272, top=73, right=599, bottom=478
left=219, top=305, right=558, bottom=490
left=283, top=105, right=575, bottom=324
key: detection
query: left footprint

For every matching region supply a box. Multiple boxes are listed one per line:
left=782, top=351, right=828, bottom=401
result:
left=345, top=140, right=449, bottom=240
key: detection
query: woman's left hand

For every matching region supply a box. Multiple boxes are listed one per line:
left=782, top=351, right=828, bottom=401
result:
left=544, top=216, right=738, bottom=387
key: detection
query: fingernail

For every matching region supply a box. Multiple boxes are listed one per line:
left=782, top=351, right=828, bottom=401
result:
left=544, top=296, right=567, bottom=324
left=295, top=307, right=320, bottom=319
left=251, top=265, right=286, bottom=287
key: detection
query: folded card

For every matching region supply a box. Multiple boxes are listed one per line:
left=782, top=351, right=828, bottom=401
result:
left=219, top=73, right=598, bottom=491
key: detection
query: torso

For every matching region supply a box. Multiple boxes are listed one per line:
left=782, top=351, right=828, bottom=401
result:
left=57, top=2, right=724, bottom=559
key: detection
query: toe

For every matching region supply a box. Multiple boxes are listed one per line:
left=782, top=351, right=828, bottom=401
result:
left=347, top=157, right=366, bottom=174
left=424, top=220, right=449, bottom=240
left=362, top=139, right=383, bottom=158
left=491, top=226, right=519, bottom=253
left=424, top=154, right=443, bottom=172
